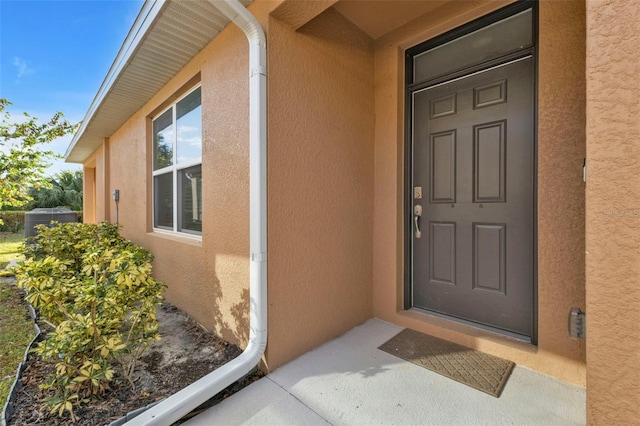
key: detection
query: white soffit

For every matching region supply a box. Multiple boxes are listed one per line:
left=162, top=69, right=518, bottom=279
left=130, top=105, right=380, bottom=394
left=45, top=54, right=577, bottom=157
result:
left=65, top=0, right=252, bottom=163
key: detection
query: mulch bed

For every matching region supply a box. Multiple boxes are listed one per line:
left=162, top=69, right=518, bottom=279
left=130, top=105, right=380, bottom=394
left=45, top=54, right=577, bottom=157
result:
left=6, top=303, right=262, bottom=425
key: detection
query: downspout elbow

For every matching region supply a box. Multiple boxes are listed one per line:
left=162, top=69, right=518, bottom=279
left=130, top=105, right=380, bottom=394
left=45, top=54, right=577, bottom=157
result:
left=211, top=0, right=266, bottom=79
left=211, top=1, right=266, bottom=45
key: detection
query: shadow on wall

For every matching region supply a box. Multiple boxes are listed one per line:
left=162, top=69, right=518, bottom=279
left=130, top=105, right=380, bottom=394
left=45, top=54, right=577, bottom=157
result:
left=210, top=279, right=250, bottom=348
left=145, top=245, right=250, bottom=351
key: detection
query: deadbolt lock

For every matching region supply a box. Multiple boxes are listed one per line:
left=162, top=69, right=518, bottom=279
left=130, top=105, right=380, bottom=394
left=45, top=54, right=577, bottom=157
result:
left=414, top=186, right=422, bottom=199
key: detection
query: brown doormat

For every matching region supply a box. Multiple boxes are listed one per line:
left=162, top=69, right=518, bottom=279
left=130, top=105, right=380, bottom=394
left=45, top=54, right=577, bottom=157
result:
left=378, top=328, right=514, bottom=397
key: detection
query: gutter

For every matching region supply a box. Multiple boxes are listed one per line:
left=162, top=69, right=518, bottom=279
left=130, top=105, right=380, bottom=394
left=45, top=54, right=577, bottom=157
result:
left=124, top=0, right=267, bottom=424
left=65, top=0, right=166, bottom=162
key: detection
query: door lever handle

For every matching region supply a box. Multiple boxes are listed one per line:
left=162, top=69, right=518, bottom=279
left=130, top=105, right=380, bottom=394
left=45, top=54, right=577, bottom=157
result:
left=414, top=205, right=422, bottom=239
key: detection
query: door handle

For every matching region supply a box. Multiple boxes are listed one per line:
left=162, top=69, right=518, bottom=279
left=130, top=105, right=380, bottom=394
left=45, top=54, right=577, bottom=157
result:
left=414, top=204, right=422, bottom=238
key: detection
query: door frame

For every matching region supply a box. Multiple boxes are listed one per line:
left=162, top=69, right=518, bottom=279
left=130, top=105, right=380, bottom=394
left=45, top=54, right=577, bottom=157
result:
left=403, top=0, right=539, bottom=344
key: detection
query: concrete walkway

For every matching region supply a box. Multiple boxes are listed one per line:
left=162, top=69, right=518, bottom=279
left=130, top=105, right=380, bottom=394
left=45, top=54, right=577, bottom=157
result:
left=184, top=319, right=585, bottom=426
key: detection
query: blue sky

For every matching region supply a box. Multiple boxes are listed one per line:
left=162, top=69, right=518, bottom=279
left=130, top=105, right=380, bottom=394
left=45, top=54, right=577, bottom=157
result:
left=0, top=0, right=143, bottom=177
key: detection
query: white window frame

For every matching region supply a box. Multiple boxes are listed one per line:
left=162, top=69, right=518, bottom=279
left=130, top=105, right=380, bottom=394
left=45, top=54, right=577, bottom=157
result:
left=151, top=84, right=202, bottom=238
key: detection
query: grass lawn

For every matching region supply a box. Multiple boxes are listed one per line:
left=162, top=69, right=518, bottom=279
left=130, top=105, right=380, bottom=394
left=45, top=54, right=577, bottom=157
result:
left=0, top=232, right=24, bottom=271
left=0, top=280, right=34, bottom=409
left=0, top=233, right=32, bottom=409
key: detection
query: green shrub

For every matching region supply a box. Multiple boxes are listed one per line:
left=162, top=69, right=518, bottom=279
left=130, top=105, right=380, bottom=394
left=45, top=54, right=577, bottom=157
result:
left=15, top=222, right=165, bottom=421
left=0, top=211, right=26, bottom=232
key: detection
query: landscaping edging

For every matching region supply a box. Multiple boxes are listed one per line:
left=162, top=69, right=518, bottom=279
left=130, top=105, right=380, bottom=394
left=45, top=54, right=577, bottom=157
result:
left=107, top=400, right=163, bottom=426
left=1, top=277, right=40, bottom=426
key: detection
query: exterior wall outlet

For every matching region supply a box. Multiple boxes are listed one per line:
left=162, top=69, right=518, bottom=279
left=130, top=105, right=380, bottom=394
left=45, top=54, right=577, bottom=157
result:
left=568, top=307, right=586, bottom=339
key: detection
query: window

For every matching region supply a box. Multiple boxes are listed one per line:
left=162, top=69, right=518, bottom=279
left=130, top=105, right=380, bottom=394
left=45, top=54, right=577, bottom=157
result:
left=152, top=86, right=202, bottom=235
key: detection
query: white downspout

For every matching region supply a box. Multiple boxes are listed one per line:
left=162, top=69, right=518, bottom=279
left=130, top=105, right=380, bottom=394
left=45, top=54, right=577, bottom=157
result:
left=125, top=0, right=267, bottom=424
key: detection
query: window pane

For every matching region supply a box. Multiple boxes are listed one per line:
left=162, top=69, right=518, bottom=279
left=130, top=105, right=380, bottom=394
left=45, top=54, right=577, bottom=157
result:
left=154, top=172, right=173, bottom=229
left=176, top=87, right=202, bottom=165
left=413, top=9, right=532, bottom=83
left=178, top=165, right=202, bottom=234
left=153, top=109, right=174, bottom=170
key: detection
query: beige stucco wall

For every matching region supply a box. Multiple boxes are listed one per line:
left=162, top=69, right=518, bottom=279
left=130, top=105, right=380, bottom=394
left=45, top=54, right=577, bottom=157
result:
left=83, top=144, right=109, bottom=223
left=266, top=6, right=375, bottom=370
left=585, top=0, right=640, bottom=423
left=537, top=0, right=587, bottom=375
left=82, top=163, right=96, bottom=224
left=370, top=0, right=587, bottom=385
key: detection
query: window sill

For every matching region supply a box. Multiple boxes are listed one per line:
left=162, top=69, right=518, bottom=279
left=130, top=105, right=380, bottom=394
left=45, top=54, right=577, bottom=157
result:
left=147, top=229, right=202, bottom=247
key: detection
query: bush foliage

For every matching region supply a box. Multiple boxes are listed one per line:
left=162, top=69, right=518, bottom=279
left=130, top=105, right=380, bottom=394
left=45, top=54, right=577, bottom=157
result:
left=14, top=222, right=165, bottom=420
left=0, top=211, right=25, bottom=233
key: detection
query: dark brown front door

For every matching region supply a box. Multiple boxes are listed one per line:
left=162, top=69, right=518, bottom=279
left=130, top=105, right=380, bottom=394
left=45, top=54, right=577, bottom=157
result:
left=411, top=56, right=534, bottom=338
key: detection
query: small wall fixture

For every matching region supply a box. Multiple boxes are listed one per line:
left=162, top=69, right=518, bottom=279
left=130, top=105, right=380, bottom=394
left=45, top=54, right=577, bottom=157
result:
left=112, top=189, right=120, bottom=225
left=568, top=307, right=586, bottom=339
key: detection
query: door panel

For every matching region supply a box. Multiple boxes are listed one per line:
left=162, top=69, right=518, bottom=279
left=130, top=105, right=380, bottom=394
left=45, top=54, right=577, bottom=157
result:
left=474, top=121, right=506, bottom=203
left=430, top=222, right=456, bottom=285
left=430, top=130, right=456, bottom=203
left=412, top=57, right=534, bottom=337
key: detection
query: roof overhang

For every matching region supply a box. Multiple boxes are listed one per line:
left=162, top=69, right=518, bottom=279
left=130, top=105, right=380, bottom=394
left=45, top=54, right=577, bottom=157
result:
left=65, top=0, right=252, bottom=163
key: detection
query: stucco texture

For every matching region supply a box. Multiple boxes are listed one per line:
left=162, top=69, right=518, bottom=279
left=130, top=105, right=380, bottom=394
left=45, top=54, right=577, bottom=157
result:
left=266, top=6, right=375, bottom=370
left=585, top=0, right=640, bottom=423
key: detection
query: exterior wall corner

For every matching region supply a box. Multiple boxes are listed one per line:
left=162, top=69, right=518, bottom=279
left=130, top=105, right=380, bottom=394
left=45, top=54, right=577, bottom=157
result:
left=585, top=0, right=640, bottom=423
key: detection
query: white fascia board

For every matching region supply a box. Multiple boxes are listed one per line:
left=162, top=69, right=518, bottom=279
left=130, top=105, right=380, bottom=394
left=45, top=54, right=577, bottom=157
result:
left=64, top=0, right=167, bottom=163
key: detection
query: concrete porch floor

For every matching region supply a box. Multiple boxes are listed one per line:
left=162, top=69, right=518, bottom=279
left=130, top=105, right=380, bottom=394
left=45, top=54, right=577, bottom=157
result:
left=184, top=319, right=585, bottom=426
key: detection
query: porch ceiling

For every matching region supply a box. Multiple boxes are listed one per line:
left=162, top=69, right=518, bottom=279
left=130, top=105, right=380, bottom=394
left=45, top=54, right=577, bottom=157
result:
left=332, top=0, right=448, bottom=40
left=65, top=0, right=252, bottom=164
